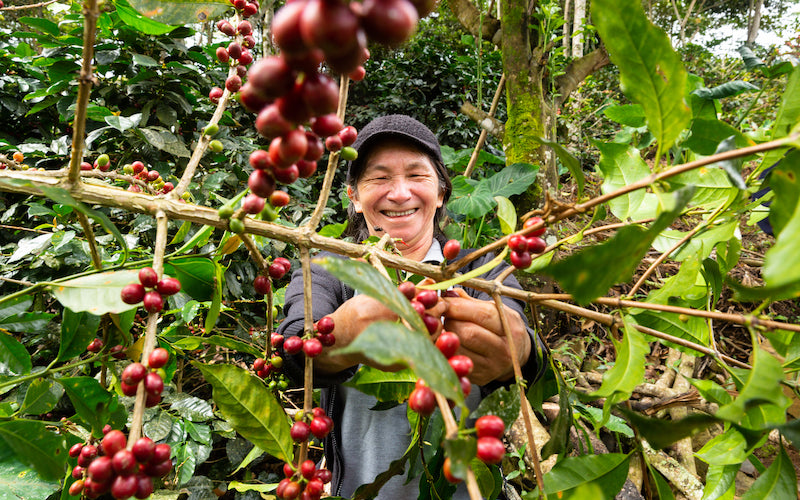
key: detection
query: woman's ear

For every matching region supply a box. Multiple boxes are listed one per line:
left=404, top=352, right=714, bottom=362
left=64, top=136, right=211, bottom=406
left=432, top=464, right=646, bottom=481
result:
left=347, top=185, right=363, bottom=213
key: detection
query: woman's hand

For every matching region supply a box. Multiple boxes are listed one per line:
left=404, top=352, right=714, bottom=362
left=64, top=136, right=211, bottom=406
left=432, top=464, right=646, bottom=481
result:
left=439, top=288, right=531, bottom=385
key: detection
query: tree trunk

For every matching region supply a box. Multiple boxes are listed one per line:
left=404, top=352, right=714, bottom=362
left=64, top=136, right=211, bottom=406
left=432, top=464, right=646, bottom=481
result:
left=571, top=0, right=585, bottom=58
left=747, top=0, right=764, bottom=46
left=562, top=0, right=572, bottom=53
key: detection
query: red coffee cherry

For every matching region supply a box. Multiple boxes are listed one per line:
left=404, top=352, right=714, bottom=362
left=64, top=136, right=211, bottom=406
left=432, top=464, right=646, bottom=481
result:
left=526, top=236, right=546, bottom=254
left=121, top=381, right=138, bottom=397
left=443, top=239, right=461, bottom=260
left=152, top=443, right=171, bottom=464
left=398, top=281, right=416, bottom=300
left=475, top=415, right=505, bottom=439
left=283, top=336, right=303, bottom=355
left=523, top=216, right=546, bottom=236
left=274, top=257, right=292, bottom=273
left=138, top=267, right=158, bottom=288
left=448, top=355, right=473, bottom=378
left=87, top=338, right=104, bottom=353
left=87, top=455, right=114, bottom=483
left=101, top=429, right=127, bottom=458
left=253, top=275, right=271, bottom=296
left=122, top=363, right=147, bottom=386
left=209, top=86, right=224, bottom=104
left=435, top=331, right=460, bottom=359
left=422, top=313, right=440, bottom=334
left=300, top=459, right=316, bottom=480
left=510, top=250, right=532, bottom=269
left=316, top=316, right=334, bottom=335
left=243, top=193, right=266, bottom=214
left=318, top=333, right=336, bottom=347
left=69, top=443, right=84, bottom=458
left=415, top=290, right=438, bottom=309
left=268, top=261, right=287, bottom=279
left=155, top=277, right=181, bottom=296
left=135, top=474, right=154, bottom=499
left=144, top=372, right=164, bottom=396
left=132, top=437, right=155, bottom=464
left=507, top=234, right=528, bottom=252
left=408, top=385, right=436, bottom=416
left=302, top=337, right=323, bottom=358
left=476, top=436, right=505, bottom=464
left=111, top=474, right=138, bottom=499
left=290, top=421, right=311, bottom=442
left=148, top=347, right=169, bottom=369
left=112, top=448, right=138, bottom=476
left=121, top=283, right=146, bottom=305
left=142, top=291, right=164, bottom=313
left=310, top=415, right=333, bottom=439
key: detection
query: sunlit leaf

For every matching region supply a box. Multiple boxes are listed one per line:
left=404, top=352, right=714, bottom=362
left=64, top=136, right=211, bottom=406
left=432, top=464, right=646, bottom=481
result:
left=129, top=0, right=230, bottom=25
left=21, top=379, right=63, bottom=416
left=0, top=455, right=61, bottom=500
left=595, top=141, right=659, bottom=221
left=49, top=270, right=139, bottom=315
left=0, top=420, right=67, bottom=481
left=530, top=453, right=630, bottom=499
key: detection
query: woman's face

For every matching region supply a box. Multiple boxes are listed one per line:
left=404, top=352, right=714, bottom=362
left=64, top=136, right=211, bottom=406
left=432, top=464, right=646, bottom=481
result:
left=348, top=140, right=444, bottom=260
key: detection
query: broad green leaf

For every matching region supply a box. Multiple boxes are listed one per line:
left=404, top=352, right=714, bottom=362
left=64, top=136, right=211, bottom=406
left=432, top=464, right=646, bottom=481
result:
left=133, top=54, right=159, bottom=67
left=595, top=141, right=659, bottom=221
left=448, top=177, right=496, bottom=218
left=0, top=420, right=67, bottom=481
left=0, top=310, right=52, bottom=334
left=709, top=136, right=748, bottom=190
left=471, top=458, right=502, bottom=500
left=205, top=262, right=224, bottom=332
left=169, top=393, right=214, bottom=422
left=227, top=481, right=277, bottom=493
left=344, top=366, right=416, bottom=403
left=684, top=118, right=754, bottom=157
left=485, top=163, right=539, bottom=198
left=0, top=296, right=34, bottom=322
left=21, top=379, right=63, bottom=415
left=686, top=377, right=733, bottom=406
left=315, top=257, right=425, bottom=333
left=645, top=253, right=703, bottom=305
left=538, top=138, right=585, bottom=197
left=334, top=321, right=463, bottom=404
left=620, top=409, right=717, bottom=450
left=443, top=436, right=477, bottom=481
left=58, top=377, right=125, bottom=436
left=137, top=127, right=191, bottom=157
left=737, top=45, right=764, bottom=71
left=472, top=385, right=521, bottom=429
left=0, top=333, right=32, bottom=377
left=572, top=403, right=633, bottom=437
left=603, top=104, right=646, bottom=128
left=193, top=363, right=293, bottom=463
left=741, top=446, right=797, bottom=500
left=649, top=467, right=677, bottom=500
left=172, top=334, right=262, bottom=358
left=104, top=114, right=139, bottom=132
left=541, top=368, right=573, bottom=459
left=448, top=164, right=538, bottom=219
left=494, top=196, right=516, bottom=235
left=49, top=270, right=139, bottom=315
left=58, top=309, right=101, bottom=362
left=691, top=81, right=760, bottom=100
left=129, top=0, right=230, bottom=25
left=545, top=188, right=692, bottom=304
left=765, top=149, right=800, bottom=238
left=652, top=220, right=738, bottom=262
left=164, top=257, right=216, bottom=302
left=695, top=428, right=749, bottom=466
left=763, top=188, right=800, bottom=297
left=593, top=0, right=690, bottom=151
left=759, top=66, right=800, bottom=172
left=591, top=317, right=649, bottom=426
left=531, top=453, right=630, bottom=499
left=19, top=17, right=59, bottom=37
left=635, top=309, right=710, bottom=350
left=0, top=455, right=61, bottom=500
left=702, top=464, right=738, bottom=500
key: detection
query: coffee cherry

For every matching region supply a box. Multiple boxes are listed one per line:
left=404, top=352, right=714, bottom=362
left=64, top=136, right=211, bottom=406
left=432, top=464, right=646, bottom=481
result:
left=148, top=347, right=169, bottom=369
left=523, top=216, right=546, bottom=236
left=218, top=205, right=235, bottom=219
left=132, top=437, right=155, bottom=463
left=136, top=267, right=157, bottom=288
left=134, top=475, right=154, bottom=499
left=69, top=443, right=84, bottom=458
left=152, top=443, right=171, bottom=464
left=249, top=149, right=271, bottom=170
left=87, top=338, right=105, bottom=353
left=209, top=86, right=224, bottom=104
left=442, top=457, right=462, bottom=484
left=435, top=331, right=460, bottom=359
left=316, top=316, right=334, bottom=335
left=155, top=277, right=180, bottom=297
left=422, top=313, right=440, bottom=334
left=273, top=164, right=299, bottom=184
left=217, top=20, right=235, bottom=36
left=111, top=473, right=138, bottom=499
left=78, top=444, right=98, bottom=466
left=415, top=289, right=438, bottom=309
left=229, top=218, right=246, bottom=234
left=305, top=478, right=324, bottom=497
left=122, top=363, right=147, bottom=386
left=361, top=0, right=419, bottom=47
left=509, top=250, right=532, bottom=269
left=216, top=46, right=230, bottom=64
left=398, top=281, right=416, bottom=300
left=290, top=421, right=311, bottom=442
left=448, top=355, right=473, bottom=378
left=274, top=257, right=291, bottom=273
left=460, top=376, right=472, bottom=397
left=239, top=49, right=253, bottom=66
left=303, top=337, right=323, bottom=357
left=281, top=480, right=301, bottom=500
left=527, top=236, right=546, bottom=254
left=121, top=283, right=146, bottom=305
left=476, top=436, right=505, bottom=464
left=144, top=372, right=164, bottom=396
left=443, top=239, right=461, bottom=260
left=340, top=146, right=358, bottom=161
left=349, top=65, right=366, bottom=81
left=269, top=261, right=287, bottom=279
left=249, top=169, right=276, bottom=198
left=408, top=385, right=436, bottom=416
left=102, top=429, right=127, bottom=458
left=226, top=75, right=242, bottom=92
left=112, top=448, right=138, bottom=476
left=68, top=479, right=85, bottom=496
left=144, top=456, right=172, bottom=477
left=300, top=459, right=316, bottom=480
left=299, top=0, right=360, bottom=57
left=242, top=1, right=258, bottom=17
left=269, top=355, right=283, bottom=369
left=253, top=275, right=271, bottom=295
left=324, top=134, right=343, bottom=152
left=269, top=190, right=291, bottom=207
left=80, top=161, right=93, bottom=171
left=283, top=336, right=303, bottom=355
left=272, top=1, right=310, bottom=55
left=237, top=20, right=252, bottom=36
left=131, top=161, right=145, bottom=174
left=507, top=234, right=528, bottom=252
left=121, top=381, right=138, bottom=397
left=312, top=113, right=344, bottom=138
left=110, top=344, right=127, bottom=359
left=243, top=194, right=266, bottom=214
left=337, top=125, right=358, bottom=147
left=271, top=333, right=284, bottom=348
left=475, top=415, right=505, bottom=439
left=143, top=291, right=164, bottom=313
left=310, top=415, right=333, bottom=439
left=314, top=468, right=332, bottom=484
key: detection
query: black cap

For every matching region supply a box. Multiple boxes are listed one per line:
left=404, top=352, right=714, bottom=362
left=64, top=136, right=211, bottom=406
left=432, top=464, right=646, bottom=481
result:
left=347, top=115, right=442, bottom=184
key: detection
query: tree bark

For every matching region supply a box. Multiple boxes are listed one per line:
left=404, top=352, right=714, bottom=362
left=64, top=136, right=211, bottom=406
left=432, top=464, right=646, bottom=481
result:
left=747, top=0, right=764, bottom=46
left=555, top=47, right=610, bottom=108
left=571, top=0, right=585, bottom=58
left=448, top=0, right=501, bottom=43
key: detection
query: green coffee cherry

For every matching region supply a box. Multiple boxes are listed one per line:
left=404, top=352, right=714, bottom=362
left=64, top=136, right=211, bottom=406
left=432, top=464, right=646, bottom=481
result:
left=204, top=123, right=219, bottom=136
left=229, top=218, right=245, bottom=234
left=259, top=204, right=277, bottom=222
left=96, top=154, right=110, bottom=167
left=218, top=205, right=235, bottom=219
left=340, top=146, right=358, bottom=161
left=209, top=140, right=223, bottom=153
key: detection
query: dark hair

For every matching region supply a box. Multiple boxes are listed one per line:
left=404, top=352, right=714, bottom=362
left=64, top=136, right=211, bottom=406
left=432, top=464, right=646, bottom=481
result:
left=343, top=138, right=452, bottom=243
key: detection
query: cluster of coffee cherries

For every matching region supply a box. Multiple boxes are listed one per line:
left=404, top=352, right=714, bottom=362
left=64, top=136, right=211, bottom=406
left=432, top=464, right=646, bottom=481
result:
left=80, top=153, right=112, bottom=172
left=87, top=338, right=128, bottom=359
left=2, top=151, right=27, bottom=170
left=250, top=332, right=289, bottom=391
left=442, top=415, right=507, bottom=484
left=119, top=347, right=170, bottom=407
left=120, top=267, right=182, bottom=314
left=252, top=256, right=292, bottom=296
left=290, top=407, right=335, bottom=445
left=276, top=457, right=333, bottom=500
left=508, top=216, right=548, bottom=269
left=282, top=315, right=335, bottom=359
left=120, top=160, right=175, bottom=195
left=408, top=328, right=473, bottom=416
left=68, top=427, right=172, bottom=499
left=214, top=13, right=256, bottom=94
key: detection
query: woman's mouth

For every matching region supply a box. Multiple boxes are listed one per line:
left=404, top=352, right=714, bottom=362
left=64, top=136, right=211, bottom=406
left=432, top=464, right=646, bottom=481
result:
left=382, top=209, right=417, bottom=217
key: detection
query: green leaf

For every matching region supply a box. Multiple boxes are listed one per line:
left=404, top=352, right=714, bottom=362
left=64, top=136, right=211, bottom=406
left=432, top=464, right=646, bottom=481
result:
left=0, top=333, right=32, bottom=377
left=128, top=0, right=230, bottom=25
left=759, top=66, right=800, bottom=171
left=494, top=196, right=516, bottom=235
left=737, top=45, right=764, bottom=71
left=104, top=114, right=140, bottom=132
left=532, top=453, right=630, bottom=499
left=448, top=176, right=496, bottom=218
left=133, top=53, right=159, bottom=66
left=21, top=379, right=64, bottom=416
left=58, top=377, right=125, bottom=436
left=649, top=466, right=676, bottom=500
left=538, top=138, right=585, bottom=197
left=652, top=220, right=738, bottom=262
left=315, top=257, right=425, bottom=333
left=58, top=309, right=101, bottom=362
left=691, top=81, right=760, bottom=100
left=49, top=270, right=139, bottom=315
left=472, top=385, right=521, bottom=429
left=0, top=455, right=61, bottom=500
left=603, top=104, right=646, bottom=128
left=205, top=262, right=224, bottom=332
left=764, top=190, right=800, bottom=295
left=114, top=0, right=178, bottom=34
left=172, top=334, right=262, bottom=358
left=541, top=368, right=573, bottom=459
left=0, top=296, right=34, bottom=323
left=164, top=257, right=216, bottom=302
left=634, top=309, right=710, bottom=350
left=593, top=0, right=690, bottom=151
left=595, top=141, right=659, bottom=221
left=344, top=366, right=416, bottom=403
left=169, top=393, right=214, bottom=422
left=0, top=420, right=67, bottom=481
left=193, top=363, right=293, bottom=463
left=695, top=428, right=751, bottom=466
left=591, top=317, right=650, bottom=426
left=334, top=321, right=463, bottom=404
left=765, top=149, right=800, bottom=237
left=19, top=17, right=59, bottom=37
left=684, top=118, right=754, bottom=157
left=709, top=136, right=747, bottom=190
left=619, top=408, right=718, bottom=450
left=545, top=188, right=692, bottom=304
left=701, top=464, right=738, bottom=500
left=485, top=163, right=539, bottom=198
left=686, top=377, right=733, bottom=407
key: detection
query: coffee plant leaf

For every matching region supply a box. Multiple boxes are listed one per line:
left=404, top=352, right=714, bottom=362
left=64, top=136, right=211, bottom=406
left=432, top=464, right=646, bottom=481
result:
left=0, top=455, right=61, bottom=500
left=57, top=309, right=102, bottom=362
left=715, top=347, right=790, bottom=429
left=603, top=104, right=646, bottom=128
left=683, top=118, right=753, bottom=157
left=634, top=309, right=710, bottom=351
left=759, top=66, right=800, bottom=172
left=344, top=366, right=416, bottom=403
left=685, top=377, right=734, bottom=407
left=193, top=363, right=293, bottom=463
left=595, top=141, right=659, bottom=221
left=701, top=464, right=738, bottom=500
left=471, top=385, right=521, bottom=428
left=172, top=335, right=262, bottom=359
left=58, top=377, right=127, bottom=436
left=448, top=176, right=495, bottom=218
left=691, top=81, right=760, bottom=101
left=0, top=332, right=32, bottom=379
left=540, top=369, right=574, bottom=459
left=530, top=453, right=630, bottom=499
left=619, top=409, right=718, bottom=450
left=471, top=457, right=503, bottom=500
left=0, top=420, right=68, bottom=481
left=315, top=257, right=426, bottom=333
left=777, top=418, right=800, bottom=450
left=169, top=393, right=214, bottom=422
left=128, top=0, right=231, bottom=25
left=334, top=321, right=463, bottom=404
left=114, top=0, right=177, bottom=35
left=49, top=270, right=140, bottom=315
left=651, top=220, right=739, bottom=262
left=648, top=465, right=677, bottom=500
left=227, top=481, right=277, bottom=494
left=485, top=163, right=539, bottom=199
left=765, top=149, right=800, bottom=237
left=695, top=428, right=751, bottom=466
left=494, top=196, right=516, bottom=235
left=443, top=436, right=476, bottom=481
left=593, top=0, right=690, bottom=151
left=0, top=296, right=34, bottom=322
left=537, top=138, right=584, bottom=198
left=163, top=257, right=217, bottom=302
left=20, top=378, right=64, bottom=416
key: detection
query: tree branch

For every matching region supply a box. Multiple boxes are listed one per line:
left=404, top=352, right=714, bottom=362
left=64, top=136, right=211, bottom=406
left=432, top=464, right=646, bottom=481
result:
left=555, top=48, right=610, bottom=108
left=448, top=0, right=502, bottom=44
left=459, top=102, right=505, bottom=139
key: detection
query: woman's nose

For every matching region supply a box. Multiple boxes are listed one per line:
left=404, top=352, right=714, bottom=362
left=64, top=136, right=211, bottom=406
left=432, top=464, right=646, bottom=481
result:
left=386, top=178, right=412, bottom=201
